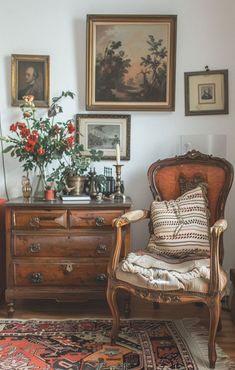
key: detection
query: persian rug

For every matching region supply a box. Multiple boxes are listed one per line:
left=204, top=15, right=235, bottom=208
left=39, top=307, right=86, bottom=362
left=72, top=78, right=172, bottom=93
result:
left=0, top=318, right=234, bottom=370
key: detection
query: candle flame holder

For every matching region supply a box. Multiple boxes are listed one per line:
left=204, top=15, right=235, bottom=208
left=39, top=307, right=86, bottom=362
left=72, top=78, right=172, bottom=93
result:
left=110, top=164, right=126, bottom=202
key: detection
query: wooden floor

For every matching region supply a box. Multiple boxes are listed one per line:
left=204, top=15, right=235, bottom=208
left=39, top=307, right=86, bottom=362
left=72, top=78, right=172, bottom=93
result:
left=0, top=297, right=235, bottom=363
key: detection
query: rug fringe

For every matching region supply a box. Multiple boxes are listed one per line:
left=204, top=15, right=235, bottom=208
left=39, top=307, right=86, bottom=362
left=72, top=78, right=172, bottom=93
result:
left=176, top=318, right=235, bottom=370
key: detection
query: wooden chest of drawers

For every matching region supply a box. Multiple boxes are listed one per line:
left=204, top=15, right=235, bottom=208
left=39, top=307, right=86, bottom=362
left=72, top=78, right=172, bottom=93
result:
left=0, top=199, right=6, bottom=300
left=5, top=197, right=132, bottom=317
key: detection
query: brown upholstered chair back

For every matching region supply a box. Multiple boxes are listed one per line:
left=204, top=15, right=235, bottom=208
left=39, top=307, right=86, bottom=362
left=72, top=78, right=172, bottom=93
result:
left=148, top=150, right=233, bottom=225
left=147, top=151, right=234, bottom=261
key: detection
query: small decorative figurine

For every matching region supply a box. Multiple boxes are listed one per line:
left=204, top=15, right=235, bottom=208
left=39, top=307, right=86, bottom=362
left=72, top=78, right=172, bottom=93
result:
left=22, top=175, right=32, bottom=201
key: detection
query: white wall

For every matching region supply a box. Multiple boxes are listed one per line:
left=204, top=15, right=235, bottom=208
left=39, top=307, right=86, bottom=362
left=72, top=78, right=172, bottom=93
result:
left=0, top=0, right=235, bottom=271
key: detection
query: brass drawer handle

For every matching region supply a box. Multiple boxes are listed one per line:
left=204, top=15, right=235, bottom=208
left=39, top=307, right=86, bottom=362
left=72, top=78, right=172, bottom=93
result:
left=79, top=216, right=105, bottom=226
left=96, top=244, right=107, bottom=255
left=30, top=272, right=43, bottom=284
left=95, top=217, right=105, bottom=227
left=96, top=273, right=107, bottom=283
left=64, top=264, right=73, bottom=274
left=29, top=217, right=40, bottom=228
left=29, top=243, right=41, bottom=253
left=29, top=215, right=60, bottom=228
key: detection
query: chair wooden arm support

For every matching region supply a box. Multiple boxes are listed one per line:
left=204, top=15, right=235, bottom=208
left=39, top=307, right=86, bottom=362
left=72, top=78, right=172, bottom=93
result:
left=210, top=219, right=227, bottom=233
left=112, top=209, right=150, bottom=227
left=108, top=210, right=149, bottom=275
left=209, top=219, right=227, bottom=295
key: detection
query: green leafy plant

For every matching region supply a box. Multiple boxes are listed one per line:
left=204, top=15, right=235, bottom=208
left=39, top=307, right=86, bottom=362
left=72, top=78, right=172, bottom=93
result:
left=48, top=145, right=103, bottom=193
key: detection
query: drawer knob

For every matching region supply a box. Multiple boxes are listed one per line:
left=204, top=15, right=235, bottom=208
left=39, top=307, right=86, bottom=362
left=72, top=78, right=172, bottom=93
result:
left=30, top=272, right=43, bottom=284
left=29, top=217, right=40, bottom=229
left=96, top=244, right=107, bottom=255
left=29, top=243, right=41, bottom=253
left=64, top=264, right=73, bottom=274
left=95, top=217, right=105, bottom=227
left=96, top=273, right=107, bottom=283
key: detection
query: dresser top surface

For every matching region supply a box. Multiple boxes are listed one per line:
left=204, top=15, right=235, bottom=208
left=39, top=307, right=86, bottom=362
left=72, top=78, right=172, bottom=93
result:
left=5, top=196, right=132, bottom=209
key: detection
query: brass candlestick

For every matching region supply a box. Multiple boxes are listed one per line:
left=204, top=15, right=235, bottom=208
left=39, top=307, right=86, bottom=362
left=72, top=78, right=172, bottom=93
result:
left=110, top=164, right=126, bottom=202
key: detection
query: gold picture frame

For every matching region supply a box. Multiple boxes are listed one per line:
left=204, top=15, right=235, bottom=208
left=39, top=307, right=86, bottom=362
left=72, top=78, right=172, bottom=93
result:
left=11, top=54, right=50, bottom=107
left=76, top=114, right=131, bottom=160
left=86, top=14, right=177, bottom=111
left=184, top=69, right=228, bottom=115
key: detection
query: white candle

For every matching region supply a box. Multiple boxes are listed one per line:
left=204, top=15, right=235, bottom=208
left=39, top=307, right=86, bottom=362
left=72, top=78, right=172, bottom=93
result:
left=116, top=143, right=120, bottom=165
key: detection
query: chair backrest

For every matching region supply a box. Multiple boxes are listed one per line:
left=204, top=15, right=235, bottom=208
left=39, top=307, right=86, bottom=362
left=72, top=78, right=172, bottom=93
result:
left=147, top=150, right=234, bottom=262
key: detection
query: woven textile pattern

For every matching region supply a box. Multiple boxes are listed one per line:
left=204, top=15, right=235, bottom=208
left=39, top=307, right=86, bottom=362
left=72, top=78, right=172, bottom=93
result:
left=148, top=186, right=210, bottom=260
left=0, top=319, right=234, bottom=370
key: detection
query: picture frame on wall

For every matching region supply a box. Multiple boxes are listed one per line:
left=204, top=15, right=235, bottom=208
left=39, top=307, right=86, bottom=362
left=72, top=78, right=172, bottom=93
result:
left=184, top=69, right=228, bottom=115
left=76, top=114, right=131, bottom=160
left=11, top=54, right=50, bottom=107
left=86, top=14, right=177, bottom=111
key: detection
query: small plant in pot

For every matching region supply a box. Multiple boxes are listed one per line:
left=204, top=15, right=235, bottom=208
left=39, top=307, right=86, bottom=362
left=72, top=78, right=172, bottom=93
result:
left=44, top=181, right=56, bottom=201
left=48, top=144, right=103, bottom=195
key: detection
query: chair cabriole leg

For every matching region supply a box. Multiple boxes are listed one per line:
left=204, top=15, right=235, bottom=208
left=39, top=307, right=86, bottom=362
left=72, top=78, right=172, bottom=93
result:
left=106, top=282, right=120, bottom=344
left=208, top=295, right=220, bottom=369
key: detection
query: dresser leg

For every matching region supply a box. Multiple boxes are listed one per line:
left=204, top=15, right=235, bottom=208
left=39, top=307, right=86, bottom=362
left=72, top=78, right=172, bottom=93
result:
left=7, top=302, right=15, bottom=318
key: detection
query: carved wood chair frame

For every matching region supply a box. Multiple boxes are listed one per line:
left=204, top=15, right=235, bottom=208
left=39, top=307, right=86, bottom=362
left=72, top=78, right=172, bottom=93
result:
left=107, top=150, right=234, bottom=369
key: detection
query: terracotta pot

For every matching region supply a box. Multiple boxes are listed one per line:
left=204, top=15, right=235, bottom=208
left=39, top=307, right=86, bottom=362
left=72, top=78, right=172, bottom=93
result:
left=44, top=189, right=55, bottom=201
left=66, top=175, right=87, bottom=195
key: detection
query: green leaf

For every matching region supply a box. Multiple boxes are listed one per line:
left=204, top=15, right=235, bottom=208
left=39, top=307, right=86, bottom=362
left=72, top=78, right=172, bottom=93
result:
left=3, top=145, right=15, bottom=153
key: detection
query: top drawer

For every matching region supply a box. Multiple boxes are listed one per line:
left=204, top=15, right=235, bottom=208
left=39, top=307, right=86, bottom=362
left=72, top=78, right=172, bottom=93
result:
left=12, top=210, right=67, bottom=230
left=69, top=210, right=123, bottom=228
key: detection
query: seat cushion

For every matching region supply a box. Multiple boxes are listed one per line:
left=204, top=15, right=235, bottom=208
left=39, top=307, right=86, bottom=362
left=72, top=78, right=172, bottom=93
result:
left=116, top=250, right=227, bottom=293
left=147, top=185, right=210, bottom=260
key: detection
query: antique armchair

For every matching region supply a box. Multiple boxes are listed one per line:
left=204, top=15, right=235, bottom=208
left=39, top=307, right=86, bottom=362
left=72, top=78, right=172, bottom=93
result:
left=107, top=150, right=234, bottom=369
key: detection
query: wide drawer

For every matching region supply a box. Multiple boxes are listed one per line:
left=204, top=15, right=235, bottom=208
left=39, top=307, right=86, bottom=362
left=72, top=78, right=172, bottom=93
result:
left=12, top=210, right=67, bottom=230
left=69, top=209, right=123, bottom=228
left=13, top=232, right=114, bottom=257
left=13, top=262, right=108, bottom=287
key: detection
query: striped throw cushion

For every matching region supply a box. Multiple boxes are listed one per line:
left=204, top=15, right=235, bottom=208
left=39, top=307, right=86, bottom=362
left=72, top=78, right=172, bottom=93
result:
left=147, top=186, right=210, bottom=260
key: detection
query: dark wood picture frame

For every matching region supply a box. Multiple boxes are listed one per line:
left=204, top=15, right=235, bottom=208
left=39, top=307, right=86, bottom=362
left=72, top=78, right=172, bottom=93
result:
left=76, top=114, right=131, bottom=160
left=11, top=54, right=50, bottom=107
left=86, top=14, right=177, bottom=111
left=184, top=69, right=228, bottom=116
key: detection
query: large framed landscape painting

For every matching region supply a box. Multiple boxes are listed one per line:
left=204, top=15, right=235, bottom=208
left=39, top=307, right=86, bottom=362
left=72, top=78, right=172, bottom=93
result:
left=86, top=15, right=177, bottom=111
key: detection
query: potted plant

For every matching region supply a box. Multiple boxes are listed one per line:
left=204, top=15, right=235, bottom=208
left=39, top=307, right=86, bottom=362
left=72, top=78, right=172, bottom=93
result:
left=48, top=144, right=103, bottom=195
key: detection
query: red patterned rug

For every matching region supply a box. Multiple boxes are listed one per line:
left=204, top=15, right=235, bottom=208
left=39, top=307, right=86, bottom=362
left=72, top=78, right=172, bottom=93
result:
left=0, top=319, right=234, bottom=369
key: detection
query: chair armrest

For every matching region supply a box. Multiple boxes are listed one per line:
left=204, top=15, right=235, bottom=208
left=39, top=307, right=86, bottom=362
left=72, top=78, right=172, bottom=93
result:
left=108, top=209, right=150, bottom=276
left=113, top=209, right=150, bottom=227
left=210, top=219, right=227, bottom=233
left=209, top=219, right=227, bottom=294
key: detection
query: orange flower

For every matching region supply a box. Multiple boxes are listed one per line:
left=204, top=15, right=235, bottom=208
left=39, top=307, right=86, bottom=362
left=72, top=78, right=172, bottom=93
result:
left=24, top=143, right=35, bottom=152
left=20, top=127, right=30, bottom=138
left=17, top=122, right=26, bottom=130
left=10, top=123, right=17, bottom=132
left=27, top=134, right=38, bottom=146
left=23, top=111, right=32, bottom=118
left=67, top=122, right=75, bottom=134
left=23, top=95, right=34, bottom=102
left=37, top=147, right=45, bottom=156
left=66, top=136, right=74, bottom=147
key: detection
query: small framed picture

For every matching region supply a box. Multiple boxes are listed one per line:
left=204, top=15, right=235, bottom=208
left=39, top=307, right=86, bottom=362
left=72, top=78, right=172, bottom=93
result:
left=76, top=114, right=131, bottom=160
left=11, top=54, right=50, bottom=107
left=184, top=69, right=228, bottom=115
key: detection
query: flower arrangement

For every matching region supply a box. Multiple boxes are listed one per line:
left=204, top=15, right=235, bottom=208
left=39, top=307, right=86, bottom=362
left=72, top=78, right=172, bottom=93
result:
left=0, top=91, right=103, bottom=194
